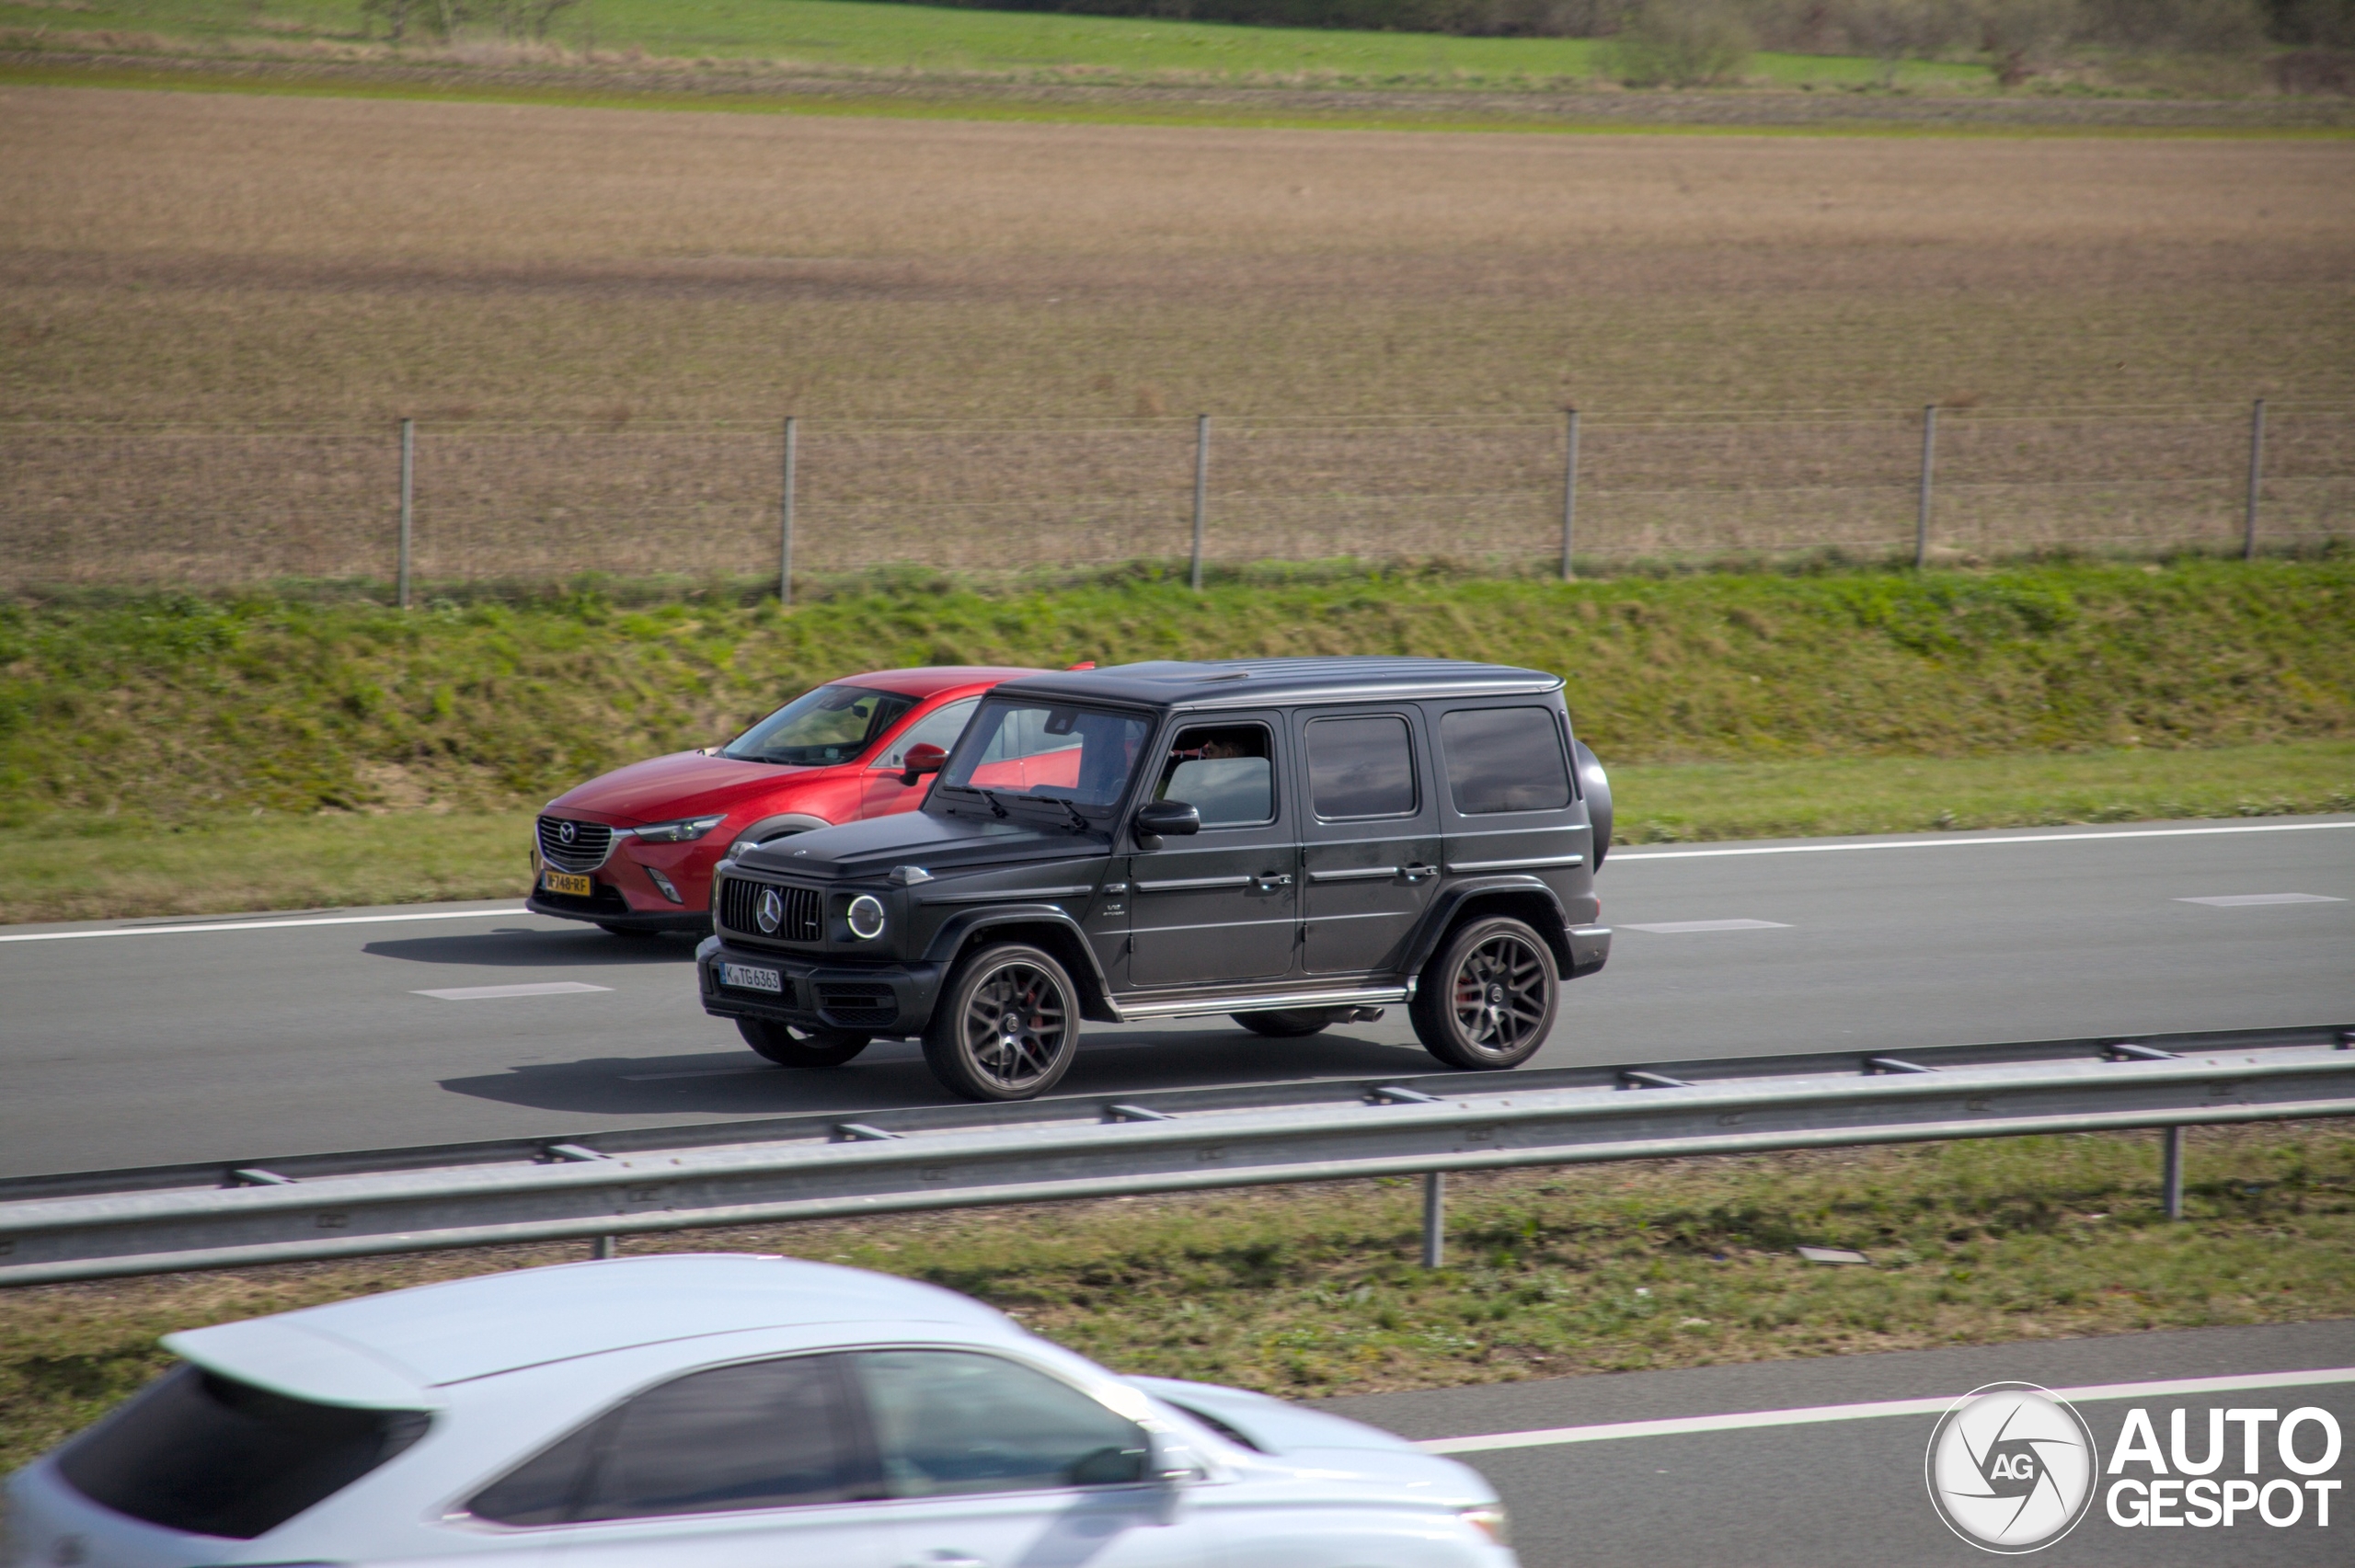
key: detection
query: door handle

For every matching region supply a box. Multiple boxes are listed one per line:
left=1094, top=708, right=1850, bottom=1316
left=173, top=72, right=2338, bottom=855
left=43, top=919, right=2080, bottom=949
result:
left=900, top=1555, right=988, bottom=1568
left=1401, top=864, right=1438, bottom=881
left=1251, top=873, right=1294, bottom=890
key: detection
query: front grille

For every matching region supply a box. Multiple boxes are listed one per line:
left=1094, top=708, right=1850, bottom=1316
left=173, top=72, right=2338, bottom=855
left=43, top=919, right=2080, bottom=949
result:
left=718, top=876, right=823, bottom=944
left=538, top=816, right=615, bottom=873
left=815, top=984, right=896, bottom=1027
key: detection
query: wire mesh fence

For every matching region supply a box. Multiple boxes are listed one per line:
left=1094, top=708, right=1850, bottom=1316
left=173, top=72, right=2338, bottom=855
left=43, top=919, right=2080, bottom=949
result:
left=2, top=405, right=2347, bottom=589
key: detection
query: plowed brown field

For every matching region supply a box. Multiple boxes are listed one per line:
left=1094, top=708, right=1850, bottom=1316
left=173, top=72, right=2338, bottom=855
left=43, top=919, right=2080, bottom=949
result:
left=4, top=85, right=2350, bottom=578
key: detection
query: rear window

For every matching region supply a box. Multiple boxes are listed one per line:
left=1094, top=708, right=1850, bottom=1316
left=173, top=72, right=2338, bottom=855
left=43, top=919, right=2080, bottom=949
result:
left=58, top=1364, right=429, bottom=1539
left=1441, top=707, right=1573, bottom=815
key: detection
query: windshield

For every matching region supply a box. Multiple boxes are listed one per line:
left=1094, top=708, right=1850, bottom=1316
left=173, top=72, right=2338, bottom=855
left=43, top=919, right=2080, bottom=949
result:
left=723, top=684, right=918, bottom=767
left=938, top=701, right=1152, bottom=815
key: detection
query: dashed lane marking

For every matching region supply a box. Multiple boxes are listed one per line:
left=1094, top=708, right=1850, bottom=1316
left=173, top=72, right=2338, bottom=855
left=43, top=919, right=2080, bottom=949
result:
left=413, top=981, right=614, bottom=1001
left=2176, top=893, right=2345, bottom=907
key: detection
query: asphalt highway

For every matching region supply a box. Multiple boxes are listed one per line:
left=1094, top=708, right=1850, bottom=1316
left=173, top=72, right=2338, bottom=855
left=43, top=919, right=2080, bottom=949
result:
left=1325, top=1318, right=2355, bottom=1567
left=3, top=817, right=2349, bottom=1180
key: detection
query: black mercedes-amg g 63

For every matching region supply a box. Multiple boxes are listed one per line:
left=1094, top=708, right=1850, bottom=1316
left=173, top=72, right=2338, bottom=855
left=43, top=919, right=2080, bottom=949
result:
left=696, top=658, right=1613, bottom=1101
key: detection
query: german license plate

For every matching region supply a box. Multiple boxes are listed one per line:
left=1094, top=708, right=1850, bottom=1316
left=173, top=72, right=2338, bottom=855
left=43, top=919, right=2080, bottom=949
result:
left=542, top=871, right=592, bottom=898
left=722, top=962, right=783, bottom=994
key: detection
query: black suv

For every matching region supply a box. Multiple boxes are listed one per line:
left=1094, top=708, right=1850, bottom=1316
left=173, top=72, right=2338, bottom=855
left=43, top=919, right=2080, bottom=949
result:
left=696, top=658, right=1614, bottom=1101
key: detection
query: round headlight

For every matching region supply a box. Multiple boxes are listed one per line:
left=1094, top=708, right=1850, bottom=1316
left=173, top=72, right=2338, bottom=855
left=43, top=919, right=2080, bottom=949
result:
left=846, top=894, right=887, bottom=941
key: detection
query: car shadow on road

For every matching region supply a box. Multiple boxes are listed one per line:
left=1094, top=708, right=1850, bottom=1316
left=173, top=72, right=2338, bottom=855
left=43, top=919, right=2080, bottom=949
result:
left=436, top=1026, right=1436, bottom=1118
left=364, top=928, right=698, bottom=968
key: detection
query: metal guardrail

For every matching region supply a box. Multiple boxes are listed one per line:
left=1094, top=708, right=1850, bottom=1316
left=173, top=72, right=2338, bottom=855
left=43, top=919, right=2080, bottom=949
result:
left=1, top=1024, right=2349, bottom=1288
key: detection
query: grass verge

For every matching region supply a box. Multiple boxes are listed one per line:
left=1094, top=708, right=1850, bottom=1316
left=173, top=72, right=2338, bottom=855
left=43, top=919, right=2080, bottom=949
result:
left=6, top=1122, right=2351, bottom=1473
left=5, top=742, right=2351, bottom=924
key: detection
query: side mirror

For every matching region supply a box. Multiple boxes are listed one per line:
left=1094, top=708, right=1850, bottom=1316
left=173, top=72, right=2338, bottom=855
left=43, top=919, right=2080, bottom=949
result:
left=899, top=743, right=948, bottom=787
left=1132, top=799, right=1200, bottom=850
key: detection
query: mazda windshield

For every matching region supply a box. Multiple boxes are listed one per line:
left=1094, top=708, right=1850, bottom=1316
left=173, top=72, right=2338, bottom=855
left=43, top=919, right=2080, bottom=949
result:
left=936, top=701, right=1151, bottom=818
left=723, top=685, right=918, bottom=767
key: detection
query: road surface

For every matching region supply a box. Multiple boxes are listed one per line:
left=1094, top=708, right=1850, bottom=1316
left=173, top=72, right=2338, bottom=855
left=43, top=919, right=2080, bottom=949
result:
left=3, top=817, right=2349, bottom=1178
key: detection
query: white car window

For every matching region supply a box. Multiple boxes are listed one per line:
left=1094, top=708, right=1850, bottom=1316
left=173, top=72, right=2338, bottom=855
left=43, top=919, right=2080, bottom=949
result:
left=875, top=697, right=982, bottom=771
left=471, top=1354, right=862, bottom=1526
left=853, top=1350, right=1148, bottom=1497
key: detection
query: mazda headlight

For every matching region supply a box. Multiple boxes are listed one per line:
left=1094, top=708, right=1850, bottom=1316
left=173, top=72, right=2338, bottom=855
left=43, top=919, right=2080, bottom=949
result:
left=629, top=814, right=726, bottom=843
left=846, top=894, right=888, bottom=941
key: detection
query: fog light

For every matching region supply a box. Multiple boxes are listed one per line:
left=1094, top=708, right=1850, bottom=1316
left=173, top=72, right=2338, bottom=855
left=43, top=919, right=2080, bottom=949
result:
left=846, top=894, right=887, bottom=941
left=646, top=866, right=683, bottom=904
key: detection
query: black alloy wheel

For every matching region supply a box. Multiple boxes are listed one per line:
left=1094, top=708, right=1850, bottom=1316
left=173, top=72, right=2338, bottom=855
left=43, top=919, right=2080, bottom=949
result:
left=737, top=1017, right=871, bottom=1069
left=1230, top=1009, right=1335, bottom=1038
left=924, top=944, right=1081, bottom=1101
left=1409, top=915, right=1559, bottom=1070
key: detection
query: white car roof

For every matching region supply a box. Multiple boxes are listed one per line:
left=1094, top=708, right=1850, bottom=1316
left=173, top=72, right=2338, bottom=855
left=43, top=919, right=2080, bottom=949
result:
left=165, top=1254, right=1008, bottom=1408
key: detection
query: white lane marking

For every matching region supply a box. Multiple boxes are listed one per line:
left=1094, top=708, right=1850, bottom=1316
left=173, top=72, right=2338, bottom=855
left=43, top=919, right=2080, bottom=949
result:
left=1624, top=919, right=1792, bottom=934
left=413, top=981, right=613, bottom=1001
left=2177, top=893, right=2345, bottom=907
left=0, top=908, right=534, bottom=944
left=1609, top=820, right=2355, bottom=864
left=1414, top=1365, right=2355, bottom=1455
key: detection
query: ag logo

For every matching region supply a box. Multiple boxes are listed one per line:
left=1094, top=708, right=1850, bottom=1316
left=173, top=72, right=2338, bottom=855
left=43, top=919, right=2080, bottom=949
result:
left=755, top=887, right=784, bottom=934
left=1925, top=1381, right=2097, bottom=1553
left=557, top=820, right=579, bottom=846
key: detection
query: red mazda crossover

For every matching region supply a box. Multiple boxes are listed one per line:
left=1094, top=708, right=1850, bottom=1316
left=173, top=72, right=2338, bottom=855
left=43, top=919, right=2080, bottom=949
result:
left=528, top=666, right=1043, bottom=934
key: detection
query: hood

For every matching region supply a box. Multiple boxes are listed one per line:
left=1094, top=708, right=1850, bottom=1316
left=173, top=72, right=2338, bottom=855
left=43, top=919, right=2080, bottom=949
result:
left=546, top=750, right=817, bottom=826
left=1134, top=1377, right=1421, bottom=1456
left=734, top=807, right=1102, bottom=882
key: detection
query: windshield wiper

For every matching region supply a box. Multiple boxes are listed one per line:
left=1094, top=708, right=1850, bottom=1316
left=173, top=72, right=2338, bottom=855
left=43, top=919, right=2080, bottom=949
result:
left=1036, top=795, right=1094, bottom=833
left=944, top=784, right=1009, bottom=819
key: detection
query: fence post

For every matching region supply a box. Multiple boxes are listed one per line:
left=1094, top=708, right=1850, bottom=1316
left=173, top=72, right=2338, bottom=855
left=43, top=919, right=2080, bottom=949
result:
left=2244, top=398, right=2266, bottom=562
left=1915, top=404, right=1936, bottom=569
left=780, top=416, right=798, bottom=607
left=397, top=418, right=414, bottom=611
left=2161, top=1126, right=2185, bottom=1220
left=1189, top=414, right=1209, bottom=593
left=1560, top=407, right=1580, bottom=582
left=1421, top=1171, right=1445, bottom=1267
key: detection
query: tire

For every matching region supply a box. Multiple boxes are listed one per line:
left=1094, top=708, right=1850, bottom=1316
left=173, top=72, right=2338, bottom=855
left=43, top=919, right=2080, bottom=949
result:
left=1230, top=1009, right=1335, bottom=1038
left=1409, top=916, right=1559, bottom=1070
left=737, top=1017, right=871, bottom=1069
left=922, top=943, right=1082, bottom=1102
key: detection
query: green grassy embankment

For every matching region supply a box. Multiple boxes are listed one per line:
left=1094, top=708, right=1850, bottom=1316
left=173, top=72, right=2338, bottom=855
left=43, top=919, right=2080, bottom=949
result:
left=6, top=1122, right=2354, bottom=1471
left=4, top=556, right=2351, bottom=921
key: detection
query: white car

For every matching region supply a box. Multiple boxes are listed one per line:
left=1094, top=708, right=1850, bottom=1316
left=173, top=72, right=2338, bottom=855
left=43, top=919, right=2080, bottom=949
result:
left=6, top=1253, right=1513, bottom=1568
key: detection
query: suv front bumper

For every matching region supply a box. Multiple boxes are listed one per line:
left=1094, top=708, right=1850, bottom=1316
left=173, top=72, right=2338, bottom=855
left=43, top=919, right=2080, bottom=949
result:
left=698, top=936, right=945, bottom=1037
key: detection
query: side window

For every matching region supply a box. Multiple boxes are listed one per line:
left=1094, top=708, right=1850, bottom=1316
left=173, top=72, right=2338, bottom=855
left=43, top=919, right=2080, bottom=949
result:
left=876, top=697, right=982, bottom=772
left=470, top=1354, right=864, bottom=1527
left=1305, top=715, right=1418, bottom=820
left=1152, top=723, right=1274, bottom=827
left=853, top=1350, right=1149, bottom=1498
left=1441, top=707, right=1574, bottom=815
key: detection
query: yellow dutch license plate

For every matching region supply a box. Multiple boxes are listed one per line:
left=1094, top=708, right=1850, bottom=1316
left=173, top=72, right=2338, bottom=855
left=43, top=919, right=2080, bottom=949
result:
left=543, top=871, right=593, bottom=898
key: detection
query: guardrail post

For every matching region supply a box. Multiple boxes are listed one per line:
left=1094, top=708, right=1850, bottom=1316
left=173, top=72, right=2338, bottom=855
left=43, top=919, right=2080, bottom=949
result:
left=779, top=415, right=798, bottom=607
left=1915, top=404, right=1936, bottom=569
left=2162, top=1126, right=2185, bottom=1220
left=397, top=417, right=414, bottom=611
left=1421, top=1171, right=1445, bottom=1267
left=2244, top=398, right=2265, bottom=562
left=1560, top=406, right=1580, bottom=583
left=1189, top=413, right=1209, bottom=593
left=593, top=1234, right=616, bottom=1260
